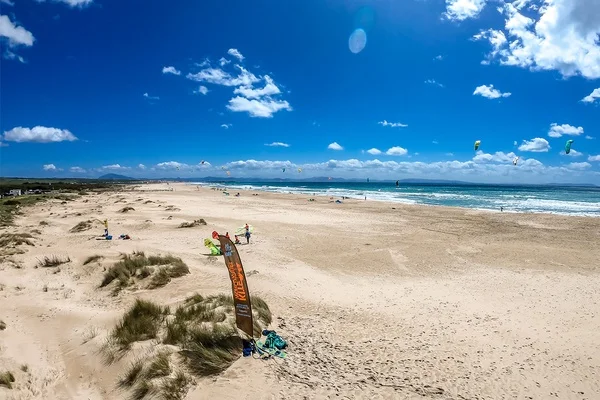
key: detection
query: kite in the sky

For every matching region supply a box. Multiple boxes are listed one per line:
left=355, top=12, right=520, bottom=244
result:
left=474, top=140, right=481, bottom=151
left=565, top=140, right=574, bottom=154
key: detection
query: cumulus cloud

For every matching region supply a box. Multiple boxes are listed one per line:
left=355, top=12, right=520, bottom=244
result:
left=473, top=150, right=516, bottom=163
left=548, top=123, right=584, bottom=138
left=265, top=142, right=290, bottom=147
left=586, top=135, right=594, bottom=140
left=367, top=148, right=382, bottom=155
left=156, top=161, right=187, bottom=170
left=425, top=79, right=444, bottom=87
left=0, top=14, right=34, bottom=61
left=328, top=142, right=344, bottom=151
left=196, top=86, right=209, bottom=95
left=227, top=48, right=244, bottom=61
left=70, top=166, right=86, bottom=173
left=221, top=124, right=232, bottom=129
left=101, top=164, right=130, bottom=171
left=386, top=146, right=408, bottom=156
left=3, top=126, right=77, bottom=143
left=187, top=65, right=259, bottom=87
left=561, top=149, right=582, bottom=157
left=224, top=160, right=294, bottom=170
left=378, top=120, right=408, bottom=128
left=162, top=66, right=181, bottom=75
left=567, top=162, right=591, bottom=170
left=513, top=140, right=518, bottom=146
left=444, top=0, right=488, bottom=21
left=473, top=84, right=511, bottom=99
left=219, top=57, right=230, bottom=67
left=474, top=0, right=600, bottom=79
left=434, top=55, right=443, bottom=60
left=588, top=155, right=600, bottom=162
left=227, top=96, right=291, bottom=118
left=138, top=164, right=146, bottom=170
left=518, top=138, right=550, bottom=152
left=43, top=164, right=57, bottom=171
left=581, top=88, right=600, bottom=104
left=233, top=75, right=281, bottom=99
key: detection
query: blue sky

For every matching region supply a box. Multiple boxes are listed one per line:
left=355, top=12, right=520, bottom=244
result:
left=1, top=0, right=599, bottom=183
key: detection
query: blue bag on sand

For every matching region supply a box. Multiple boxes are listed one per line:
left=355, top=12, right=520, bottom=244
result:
left=261, top=330, right=287, bottom=350
left=242, top=340, right=253, bottom=357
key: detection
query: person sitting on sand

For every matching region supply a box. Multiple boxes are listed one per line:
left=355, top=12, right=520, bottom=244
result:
left=234, top=235, right=241, bottom=244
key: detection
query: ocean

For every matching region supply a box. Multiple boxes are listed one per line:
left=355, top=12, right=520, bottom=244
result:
left=194, top=181, right=600, bottom=217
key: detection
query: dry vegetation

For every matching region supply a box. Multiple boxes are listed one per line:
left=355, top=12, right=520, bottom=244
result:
left=69, top=220, right=94, bottom=233
left=177, top=219, right=207, bottom=228
left=0, top=371, right=15, bottom=389
left=99, top=252, right=189, bottom=294
left=83, top=254, right=104, bottom=265
left=102, top=294, right=271, bottom=400
left=0, top=320, right=6, bottom=330
left=119, top=206, right=135, bottom=213
left=36, top=255, right=71, bottom=268
left=0, top=233, right=34, bottom=248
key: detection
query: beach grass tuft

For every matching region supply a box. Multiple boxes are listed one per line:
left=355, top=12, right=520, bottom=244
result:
left=0, top=232, right=34, bottom=247
left=119, top=206, right=135, bottom=213
left=83, top=254, right=104, bottom=265
left=69, top=220, right=93, bottom=233
left=37, top=255, right=71, bottom=268
left=0, top=371, right=15, bottom=389
left=0, top=320, right=6, bottom=330
left=177, top=219, right=207, bottom=228
left=109, top=299, right=168, bottom=350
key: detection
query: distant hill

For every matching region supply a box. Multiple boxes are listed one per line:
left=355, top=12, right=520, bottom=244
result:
left=97, top=173, right=136, bottom=181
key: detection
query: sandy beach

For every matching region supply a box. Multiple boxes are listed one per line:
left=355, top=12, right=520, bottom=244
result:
left=1, top=182, right=599, bottom=400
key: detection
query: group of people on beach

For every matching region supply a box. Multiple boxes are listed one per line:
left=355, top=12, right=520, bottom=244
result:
left=224, top=223, right=252, bottom=244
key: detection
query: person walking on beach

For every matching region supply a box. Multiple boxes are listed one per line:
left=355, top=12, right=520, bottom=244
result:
left=103, top=219, right=109, bottom=236
left=244, top=223, right=251, bottom=244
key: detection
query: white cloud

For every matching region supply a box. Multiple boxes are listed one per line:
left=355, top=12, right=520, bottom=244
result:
left=473, top=150, right=516, bottom=163
left=518, top=138, right=550, bottom=152
left=475, top=1, right=600, bottom=79
left=43, top=164, right=57, bottom=171
left=445, top=152, right=454, bottom=156
left=513, top=140, right=518, bottom=146
left=367, top=148, right=382, bottom=155
left=187, top=65, right=259, bottom=87
left=473, top=84, right=511, bottom=99
left=227, top=96, right=291, bottom=118
left=432, top=140, right=439, bottom=144
left=0, top=14, right=35, bottom=48
left=581, top=88, right=600, bottom=104
left=3, top=126, right=77, bottom=143
left=162, top=66, right=181, bottom=75
left=567, top=162, right=591, bottom=170
left=265, top=142, right=290, bottom=147
left=434, top=55, right=443, bottom=60
left=143, top=92, right=159, bottom=101
left=233, top=75, right=281, bottom=99
left=70, top=166, right=86, bottom=173
left=196, top=85, right=209, bottom=95
left=548, top=123, right=584, bottom=138
left=472, top=29, right=507, bottom=64
left=378, top=120, right=408, bottom=128
left=221, top=124, right=232, bottom=129
left=227, top=48, right=244, bottom=61
left=386, top=146, right=408, bottom=156
left=42, top=0, right=93, bottom=6
left=425, top=79, right=444, bottom=88
left=138, top=164, right=146, bottom=170
left=328, top=142, right=344, bottom=151
left=587, top=155, right=600, bottom=161
left=156, top=161, right=186, bottom=170
left=0, top=0, right=15, bottom=6
left=101, top=164, right=130, bottom=171
left=3, top=48, right=25, bottom=63
left=219, top=57, right=230, bottom=67
left=225, top=160, right=294, bottom=170
left=585, top=135, right=594, bottom=140
left=444, top=0, right=488, bottom=21
left=561, top=149, right=582, bottom=157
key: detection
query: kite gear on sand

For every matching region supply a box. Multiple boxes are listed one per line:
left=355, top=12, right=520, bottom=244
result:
left=204, top=238, right=221, bottom=255
left=254, top=330, right=288, bottom=359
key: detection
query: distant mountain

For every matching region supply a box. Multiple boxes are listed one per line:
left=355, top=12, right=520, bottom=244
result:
left=98, top=173, right=136, bottom=181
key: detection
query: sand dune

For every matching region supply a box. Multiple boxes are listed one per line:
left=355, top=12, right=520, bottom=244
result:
left=1, top=183, right=599, bottom=399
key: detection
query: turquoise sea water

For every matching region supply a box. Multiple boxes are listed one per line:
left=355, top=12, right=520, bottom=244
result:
left=195, top=181, right=600, bottom=217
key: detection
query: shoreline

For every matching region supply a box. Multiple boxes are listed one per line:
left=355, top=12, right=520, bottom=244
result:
left=186, top=181, right=600, bottom=219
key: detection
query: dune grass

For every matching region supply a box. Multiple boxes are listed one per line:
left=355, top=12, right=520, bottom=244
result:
left=37, top=255, right=71, bottom=268
left=177, top=219, right=207, bottom=228
left=0, top=193, right=78, bottom=227
left=100, top=253, right=189, bottom=293
left=119, top=206, right=135, bottom=213
left=39, top=220, right=49, bottom=226
left=83, top=254, right=104, bottom=265
left=0, top=371, right=15, bottom=389
left=0, top=320, right=6, bottom=330
left=69, top=220, right=94, bottom=233
left=0, top=233, right=34, bottom=248
left=104, top=292, right=271, bottom=398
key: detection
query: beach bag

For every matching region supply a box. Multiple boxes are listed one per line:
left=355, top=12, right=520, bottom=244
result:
left=262, top=330, right=287, bottom=350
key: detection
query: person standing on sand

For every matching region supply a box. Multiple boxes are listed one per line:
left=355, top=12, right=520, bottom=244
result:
left=245, top=224, right=251, bottom=244
left=103, top=219, right=109, bottom=236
